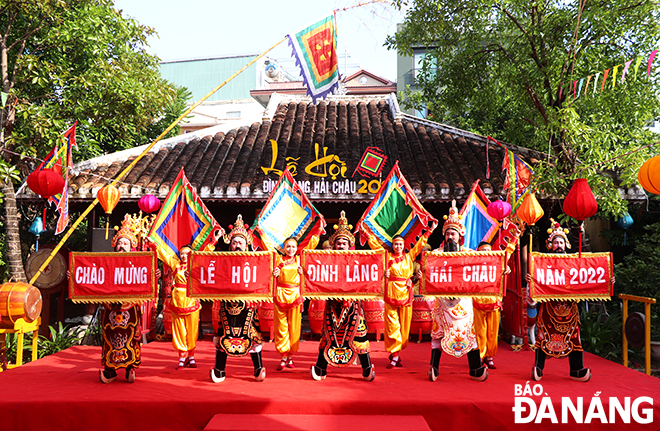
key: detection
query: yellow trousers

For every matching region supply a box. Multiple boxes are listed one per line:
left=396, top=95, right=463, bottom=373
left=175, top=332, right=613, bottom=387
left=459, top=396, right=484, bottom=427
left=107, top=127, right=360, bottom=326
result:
left=473, top=308, right=500, bottom=358
left=384, top=303, right=412, bottom=353
left=273, top=304, right=301, bottom=356
left=171, top=310, right=199, bottom=353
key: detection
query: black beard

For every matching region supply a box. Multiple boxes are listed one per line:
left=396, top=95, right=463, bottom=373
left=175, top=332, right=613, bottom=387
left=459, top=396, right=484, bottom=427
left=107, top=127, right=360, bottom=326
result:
left=444, top=239, right=459, bottom=252
left=552, top=248, right=566, bottom=254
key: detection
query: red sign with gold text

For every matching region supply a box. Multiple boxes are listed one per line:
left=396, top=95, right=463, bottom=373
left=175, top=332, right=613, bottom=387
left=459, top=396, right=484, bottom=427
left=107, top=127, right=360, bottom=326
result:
left=301, top=250, right=386, bottom=299
left=188, top=251, right=275, bottom=300
left=69, top=252, right=157, bottom=303
left=529, top=252, right=613, bottom=302
left=420, top=251, right=507, bottom=298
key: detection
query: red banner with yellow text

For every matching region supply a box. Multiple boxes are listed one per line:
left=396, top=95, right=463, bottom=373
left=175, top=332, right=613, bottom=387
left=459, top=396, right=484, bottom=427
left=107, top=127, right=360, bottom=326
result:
left=420, top=251, right=507, bottom=299
left=69, top=252, right=157, bottom=304
left=188, top=251, right=276, bottom=301
left=529, top=252, right=613, bottom=302
left=301, top=250, right=386, bottom=299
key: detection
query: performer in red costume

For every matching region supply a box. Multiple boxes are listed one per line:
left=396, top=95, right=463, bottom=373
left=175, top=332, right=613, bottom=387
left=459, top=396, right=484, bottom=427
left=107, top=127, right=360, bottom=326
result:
left=311, top=211, right=375, bottom=382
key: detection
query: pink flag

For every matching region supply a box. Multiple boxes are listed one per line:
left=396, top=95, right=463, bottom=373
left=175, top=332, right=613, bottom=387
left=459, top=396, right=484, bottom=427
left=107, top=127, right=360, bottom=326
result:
left=647, top=50, right=658, bottom=76
left=621, top=59, right=633, bottom=83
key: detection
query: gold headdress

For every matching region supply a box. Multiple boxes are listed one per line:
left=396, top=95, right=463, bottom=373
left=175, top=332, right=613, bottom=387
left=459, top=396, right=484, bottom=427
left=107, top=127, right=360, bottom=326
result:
left=111, top=214, right=139, bottom=249
left=546, top=218, right=571, bottom=250
left=328, top=211, right=355, bottom=247
left=223, top=214, right=252, bottom=245
left=442, top=200, right=466, bottom=237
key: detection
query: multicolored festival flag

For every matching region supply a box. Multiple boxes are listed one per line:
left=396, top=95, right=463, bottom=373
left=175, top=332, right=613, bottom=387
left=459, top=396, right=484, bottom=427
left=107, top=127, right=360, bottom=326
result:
left=352, top=146, right=387, bottom=178
left=287, top=15, right=339, bottom=103
left=148, top=168, right=223, bottom=265
left=32, top=123, right=77, bottom=234
left=251, top=169, right=326, bottom=254
left=502, top=147, right=533, bottom=212
left=356, top=161, right=437, bottom=251
left=459, top=181, right=499, bottom=250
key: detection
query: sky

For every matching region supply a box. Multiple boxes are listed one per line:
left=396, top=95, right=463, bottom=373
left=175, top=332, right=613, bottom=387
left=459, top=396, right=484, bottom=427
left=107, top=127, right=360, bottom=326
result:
left=113, top=0, right=405, bottom=82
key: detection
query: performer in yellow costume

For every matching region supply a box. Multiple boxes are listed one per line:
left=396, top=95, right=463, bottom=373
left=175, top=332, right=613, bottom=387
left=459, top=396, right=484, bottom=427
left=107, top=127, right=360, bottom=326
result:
left=472, top=241, right=505, bottom=369
left=157, top=232, right=219, bottom=370
left=272, top=237, right=304, bottom=370
left=378, top=222, right=437, bottom=369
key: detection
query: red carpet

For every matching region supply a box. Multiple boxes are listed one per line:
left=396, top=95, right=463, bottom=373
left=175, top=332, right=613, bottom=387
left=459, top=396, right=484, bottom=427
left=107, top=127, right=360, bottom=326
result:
left=0, top=338, right=657, bottom=430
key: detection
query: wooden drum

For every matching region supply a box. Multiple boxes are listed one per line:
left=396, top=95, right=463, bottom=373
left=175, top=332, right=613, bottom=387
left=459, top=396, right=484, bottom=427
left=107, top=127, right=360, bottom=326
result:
left=308, top=299, right=326, bottom=335
left=0, top=282, right=43, bottom=328
left=362, top=299, right=385, bottom=341
left=411, top=296, right=435, bottom=342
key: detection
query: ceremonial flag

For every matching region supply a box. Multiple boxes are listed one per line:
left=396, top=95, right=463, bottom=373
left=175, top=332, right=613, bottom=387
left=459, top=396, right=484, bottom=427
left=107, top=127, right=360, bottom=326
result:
left=501, top=147, right=533, bottom=212
left=287, top=15, right=339, bottom=103
left=251, top=169, right=326, bottom=254
left=352, top=146, right=387, bottom=178
left=148, top=168, right=223, bottom=265
left=356, top=161, right=437, bottom=251
left=459, top=181, right=499, bottom=250
left=32, top=123, right=77, bottom=234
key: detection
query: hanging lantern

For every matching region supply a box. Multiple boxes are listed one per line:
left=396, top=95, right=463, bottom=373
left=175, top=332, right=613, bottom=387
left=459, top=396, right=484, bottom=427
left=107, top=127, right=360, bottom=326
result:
left=138, top=194, right=161, bottom=214
left=97, top=185, right=121, bottom=240
left=616, top=212, right=634, bottom=246
left=487, top=197, right=512, bottom=221
left=28, top=217, right=46, bottom=251
left=27, top=168, right=65, bottom=225
left=517, top=193, right=544, bottom=226
left=563, top=178, right=598, bottom=256
left=637, top=155, right=660, bottom=195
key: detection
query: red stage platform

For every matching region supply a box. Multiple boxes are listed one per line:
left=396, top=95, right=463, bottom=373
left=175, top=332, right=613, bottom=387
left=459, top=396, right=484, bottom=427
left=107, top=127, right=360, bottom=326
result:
left=0, top=339, right=657, bottom=430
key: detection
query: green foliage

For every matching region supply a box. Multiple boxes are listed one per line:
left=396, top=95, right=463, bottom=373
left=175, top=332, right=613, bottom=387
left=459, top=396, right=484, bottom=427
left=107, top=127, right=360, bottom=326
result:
left=613, top=218, right=660, bottom=340
left=38, top=322, right=84, bottom=358
left=386, top=1, right=660, bottom=218
left=579, top=303, right=622, bottom=360
left=3, top=322, right=83, bottom=365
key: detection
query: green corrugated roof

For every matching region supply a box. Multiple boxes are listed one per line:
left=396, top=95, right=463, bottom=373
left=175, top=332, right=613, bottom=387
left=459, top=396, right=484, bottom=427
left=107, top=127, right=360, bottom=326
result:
left=159, top=55, right=258, bottom=102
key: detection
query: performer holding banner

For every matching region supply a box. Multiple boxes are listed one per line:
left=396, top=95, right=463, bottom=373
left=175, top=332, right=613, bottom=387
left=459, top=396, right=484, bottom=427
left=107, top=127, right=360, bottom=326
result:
left=100, top=217, right=143, bottom=384
left=428, top=201, right=488, bottom=382
left=527, top=219, right=614, bottom=382
left=272, top=237, right=304, bottom=371
left=311, top=211, right=375, bottom=382
left=210, top=216, right=266, bottom=383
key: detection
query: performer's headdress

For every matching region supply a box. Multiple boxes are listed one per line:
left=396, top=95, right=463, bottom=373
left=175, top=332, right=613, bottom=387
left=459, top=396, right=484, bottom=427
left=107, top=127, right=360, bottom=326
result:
left=328, top=211, right=354, bottom=247
left=111, top=214, right=139, bottom=249
left=442, top=200, right=466, bottom=237
left=546, top=218, right=571, bottom=250
left=223, top=214, right=252, bottom=245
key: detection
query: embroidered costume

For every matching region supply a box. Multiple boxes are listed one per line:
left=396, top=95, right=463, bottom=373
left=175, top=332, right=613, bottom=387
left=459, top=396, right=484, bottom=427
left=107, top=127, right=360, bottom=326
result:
left=311, top=211, right=375, bottom=382
left=531, top=219, right=591, bottom=382
left=428, top=200, right=488, bottom=382
left=210, top=215, right=266, bottom=383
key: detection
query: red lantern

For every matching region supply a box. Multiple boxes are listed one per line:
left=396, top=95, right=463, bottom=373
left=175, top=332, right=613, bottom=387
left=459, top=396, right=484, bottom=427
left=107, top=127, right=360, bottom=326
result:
left=563, top=178, right=598, bottom=256
left=138, top=194, right=161, bottom=214
left=562, top=178, right=598, bottom=221
left=637, top=155, right=660, bottom=195
left=487, top=198, right=512, bottom=221
left=27, top=168, right=65, bottom=226
left=517, top=193, right=544, bottom=226
left=27, top=168, right=64, bottom=198
left=97, top=185, right=121, bottom=239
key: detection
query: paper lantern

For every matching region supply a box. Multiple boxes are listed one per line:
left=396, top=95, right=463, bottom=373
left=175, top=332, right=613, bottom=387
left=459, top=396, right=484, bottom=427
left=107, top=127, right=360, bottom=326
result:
left=27, top=168, right=65, bottom=226
left=138, top=194, right=161, bottom=214
left=28, top=217, right=46, bottom=251
left=616, top=212, right=634, bottom=246
left=97, top=185, right=121, bottom=239
left=563, top=179, right=598, bottom=221
left=637, top=155, right=660, bottom=195
left=27, top=168, right=64, bottom=198
left=487, top=198, right=512, bottom=221
left=517, top=193, right=544, bottom=226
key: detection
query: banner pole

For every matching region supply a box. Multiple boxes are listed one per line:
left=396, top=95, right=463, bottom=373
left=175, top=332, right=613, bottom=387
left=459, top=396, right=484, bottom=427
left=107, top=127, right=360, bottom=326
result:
left=29, top=36, right=288, bottom=285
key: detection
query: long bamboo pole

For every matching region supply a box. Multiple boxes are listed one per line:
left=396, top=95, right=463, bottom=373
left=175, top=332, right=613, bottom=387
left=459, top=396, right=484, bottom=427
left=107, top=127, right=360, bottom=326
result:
left=29, top=37, right=287, bottom=285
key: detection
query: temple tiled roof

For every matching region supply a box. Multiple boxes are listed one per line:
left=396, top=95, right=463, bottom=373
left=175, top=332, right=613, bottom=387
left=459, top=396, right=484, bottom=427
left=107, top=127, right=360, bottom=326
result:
left=19, top=94, right=556, bottom=203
